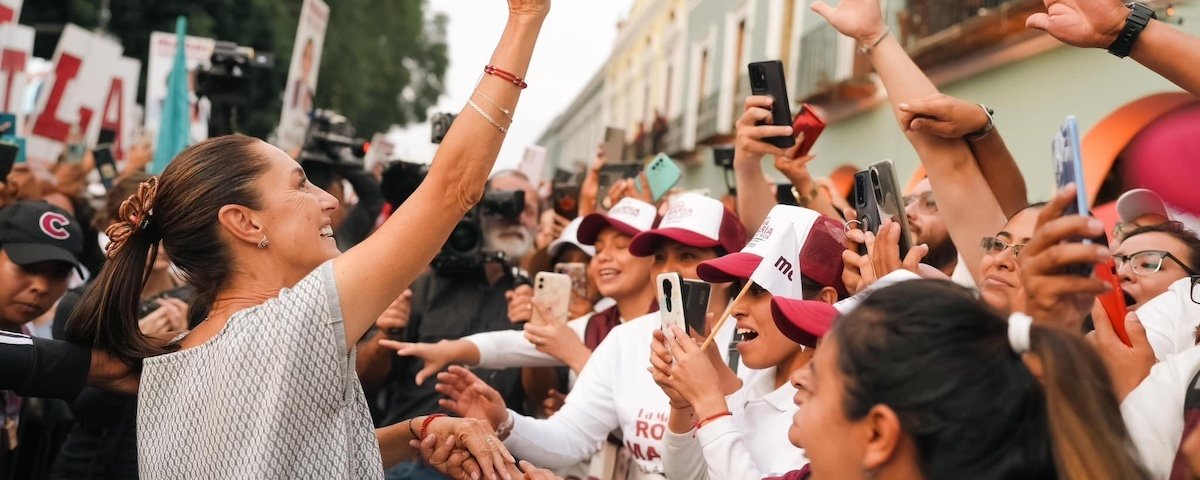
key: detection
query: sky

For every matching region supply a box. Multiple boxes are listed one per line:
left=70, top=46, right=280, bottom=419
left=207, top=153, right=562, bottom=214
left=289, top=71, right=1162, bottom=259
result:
left=386, top=1, right=636, bottom=173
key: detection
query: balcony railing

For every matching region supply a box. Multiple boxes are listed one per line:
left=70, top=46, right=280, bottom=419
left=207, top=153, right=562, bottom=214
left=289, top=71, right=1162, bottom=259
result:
left=899, top=0, right=1043, bottom=66
left=696, top=92, right=720, bottom=143
left=793, top=23, right=843, bottom=103
left=664, top=115, right=684, bottom=154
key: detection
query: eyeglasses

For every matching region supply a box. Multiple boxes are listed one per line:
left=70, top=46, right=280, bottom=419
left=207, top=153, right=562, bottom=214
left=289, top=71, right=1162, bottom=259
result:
left=980, top=237, right=1026, bottom=257
left=1112, top=250, right=1199, bottom=276
left=1190, top=276, right=1199, bottom=305
left=904, top=192, right=939, bottom=214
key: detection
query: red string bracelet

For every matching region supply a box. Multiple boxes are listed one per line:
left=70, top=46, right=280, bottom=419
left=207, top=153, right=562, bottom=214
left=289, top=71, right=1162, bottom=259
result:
left=485, top=64, right=528, bottom=89
left=419, top=413, right=447, bottom=440
left=694, top=411, right=732, bottom=430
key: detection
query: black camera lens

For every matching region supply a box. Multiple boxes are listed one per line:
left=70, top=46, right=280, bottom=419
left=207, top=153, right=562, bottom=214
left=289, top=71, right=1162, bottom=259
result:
left=749, top=65, right=767, bottom=90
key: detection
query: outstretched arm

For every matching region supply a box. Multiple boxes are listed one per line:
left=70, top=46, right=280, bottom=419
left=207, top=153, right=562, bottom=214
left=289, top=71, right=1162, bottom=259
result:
left=1027, top=0, right=1200, bottom=96
left=334, top=2, right=550, bottom=349
left=813, top=0, right=1007, bottom=282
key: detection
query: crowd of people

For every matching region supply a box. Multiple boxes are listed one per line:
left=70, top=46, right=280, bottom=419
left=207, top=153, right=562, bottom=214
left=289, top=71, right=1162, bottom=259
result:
left=2, top=0, right=1200, bottom=479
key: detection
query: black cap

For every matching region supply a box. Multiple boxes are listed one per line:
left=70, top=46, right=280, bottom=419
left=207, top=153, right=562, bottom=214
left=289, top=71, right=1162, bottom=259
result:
left=0, top=201, right=84, bottom=274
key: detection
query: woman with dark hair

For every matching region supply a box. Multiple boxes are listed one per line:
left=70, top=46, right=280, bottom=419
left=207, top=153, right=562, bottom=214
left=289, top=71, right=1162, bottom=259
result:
left=63, top=1, right=551, bottom=478
left=792, top=280, right=1147, bottom=479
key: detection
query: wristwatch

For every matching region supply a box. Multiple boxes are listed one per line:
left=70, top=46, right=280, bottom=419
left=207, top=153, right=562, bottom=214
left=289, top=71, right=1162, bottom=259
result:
left=966, top=105, right=995, bottom=142
left=1108, top=2, right=1156, bottom=58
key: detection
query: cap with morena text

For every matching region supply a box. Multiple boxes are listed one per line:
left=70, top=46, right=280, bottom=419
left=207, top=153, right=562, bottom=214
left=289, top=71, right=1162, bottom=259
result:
left=628, top=193, right=746, bottom=257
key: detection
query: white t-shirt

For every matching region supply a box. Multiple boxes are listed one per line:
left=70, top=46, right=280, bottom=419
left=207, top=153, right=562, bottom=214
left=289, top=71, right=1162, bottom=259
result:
left=1135, top=277, right=1200, bottom=361
left=1122, top=345, right=1200, bottom=479
left=950, top=254, right=976, bottom=290
left=138, top=262, right=383, bottom=479
left=662, top=367, right=807, bottom=480
left=503, top=312, right=737, bottom=477
left=467, top=315, right=592, bottom=370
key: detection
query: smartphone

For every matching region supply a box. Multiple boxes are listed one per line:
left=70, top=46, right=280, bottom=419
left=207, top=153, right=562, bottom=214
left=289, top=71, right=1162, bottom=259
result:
left=1053, top=115, right=1094, bottom=277
left=642, top=153, right=682, bottom=202
left=852, top=170, right=883, bottom=255
left=0, top=113, right=16, bottom=137
left=552, top=183, right=581, bottom=219
left=747, top=60, right=795, bottom=150
left=519, top=145, right=548, bottom=187
left=776, top=184, right=799, bottom=206
left=93, top=144, right=119, bottom=190
left=792, top=104, right=826, bottom=156
left=532, top=272, right=572, bottom=325
left=98, top=128, right=118, bottom=147
left=602, top=127, right=626, bottom=164
left=0, top=139, right=17, bottom=178
left=868, top=160, right=914, bottom=259
left=554, top=262, right=588, bottom=301
left=679, top=279, right=712, bottom=335
left=596, top=164, right=642, bottom=209
left=657, top=272, right=687, bottom=340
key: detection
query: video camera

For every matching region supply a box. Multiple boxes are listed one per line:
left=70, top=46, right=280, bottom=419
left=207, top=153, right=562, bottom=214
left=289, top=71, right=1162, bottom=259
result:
left=381, top=160, right=525, bottom=274
left=196, top=41, right=273, bottom=136
left=300, top=109, right=370, bottom=166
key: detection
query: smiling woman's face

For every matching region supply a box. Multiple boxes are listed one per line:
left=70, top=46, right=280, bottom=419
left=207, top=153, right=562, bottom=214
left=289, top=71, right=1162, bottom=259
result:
left=979, top=207, right=1040, bottom=314
left=247, top=142, right=342, bottom=278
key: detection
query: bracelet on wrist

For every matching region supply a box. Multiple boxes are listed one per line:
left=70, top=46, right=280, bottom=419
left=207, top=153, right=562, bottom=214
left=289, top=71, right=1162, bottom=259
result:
left=858, top=27, right=891, bottom=55
left=966, top=104, right=995, bottom=142
left=419, top=413, right=448, bottom=440
left=694, top=411, right=733, bottom=430
left=495, top=413, right=515, bottom=440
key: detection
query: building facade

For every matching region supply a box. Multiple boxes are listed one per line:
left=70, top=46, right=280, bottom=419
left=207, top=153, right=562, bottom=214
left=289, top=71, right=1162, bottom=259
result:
left=538, top=0, right=1199, bottom=205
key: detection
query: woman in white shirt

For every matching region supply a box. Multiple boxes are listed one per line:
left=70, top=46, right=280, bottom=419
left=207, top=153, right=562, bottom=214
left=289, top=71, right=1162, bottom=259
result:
left=61, top=1, right=549, bottom=477
left=650, top=208, right=848, bottom=480
left=433, top=193, right=748, bottom=479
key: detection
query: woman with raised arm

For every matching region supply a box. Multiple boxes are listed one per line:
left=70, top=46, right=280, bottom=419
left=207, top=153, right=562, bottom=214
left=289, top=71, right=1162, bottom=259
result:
left=63, top=1, right=550, bottom=478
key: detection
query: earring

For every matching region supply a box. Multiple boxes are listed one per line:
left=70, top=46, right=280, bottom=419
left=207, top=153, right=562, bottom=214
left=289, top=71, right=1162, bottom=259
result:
left=257, top=236, right=270, bottom=249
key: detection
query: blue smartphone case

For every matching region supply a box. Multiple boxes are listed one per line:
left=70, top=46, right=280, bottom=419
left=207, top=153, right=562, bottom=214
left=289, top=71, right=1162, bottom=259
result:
left=644, top=153, right=682, bottom=202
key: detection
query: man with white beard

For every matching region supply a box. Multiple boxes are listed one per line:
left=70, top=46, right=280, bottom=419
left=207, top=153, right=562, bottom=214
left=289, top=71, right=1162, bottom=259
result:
left=357, top=171, right=541, bottom=480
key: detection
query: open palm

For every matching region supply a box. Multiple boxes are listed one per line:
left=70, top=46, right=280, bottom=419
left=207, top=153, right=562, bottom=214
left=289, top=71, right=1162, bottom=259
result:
left=811, top=0, right=887, bottom=43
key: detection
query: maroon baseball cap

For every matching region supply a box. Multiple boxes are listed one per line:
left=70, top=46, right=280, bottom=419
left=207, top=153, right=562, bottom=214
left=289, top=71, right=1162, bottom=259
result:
left=770, top=297, right=838, bottom=348
left=629, top=193, right=746, bottom=257
left=697, top=213, right=847, bottom=296
left=576, top=198, right=658, bottom=245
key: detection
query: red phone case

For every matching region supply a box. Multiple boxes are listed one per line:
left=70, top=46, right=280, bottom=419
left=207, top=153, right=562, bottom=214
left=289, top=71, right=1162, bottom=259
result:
left=1095, top=258, right=1131, bottom=346
left=792, top=104, right=826, bottom=156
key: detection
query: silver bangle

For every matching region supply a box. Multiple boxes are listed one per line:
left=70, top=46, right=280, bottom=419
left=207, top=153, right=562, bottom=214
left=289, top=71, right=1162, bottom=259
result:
left=473, top=90, right=514, bottom=121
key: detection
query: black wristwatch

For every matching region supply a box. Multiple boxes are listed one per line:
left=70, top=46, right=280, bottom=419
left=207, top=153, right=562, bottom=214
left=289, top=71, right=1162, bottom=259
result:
left=1108, top=2, right=1156, bottom=58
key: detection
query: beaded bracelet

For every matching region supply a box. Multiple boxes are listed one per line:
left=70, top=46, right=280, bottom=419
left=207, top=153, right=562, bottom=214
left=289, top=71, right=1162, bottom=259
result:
left=485, top=64, right=528, bottom=89
left=419, top=413, right=447, bottom=440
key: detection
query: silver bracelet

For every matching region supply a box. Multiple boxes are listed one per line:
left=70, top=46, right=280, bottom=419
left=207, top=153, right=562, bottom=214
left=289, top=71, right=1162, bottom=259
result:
left=473, top=90, right=514, bottom=121
left=858, top=27, right=891, bottom=55
left=495, top=413, right=515, bottom=440
left=468, top=100, right=508, bottom=134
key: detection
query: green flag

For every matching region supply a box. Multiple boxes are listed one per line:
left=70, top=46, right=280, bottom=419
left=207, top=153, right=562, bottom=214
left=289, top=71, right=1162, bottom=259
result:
left=151, top=16, right=192, bottom=174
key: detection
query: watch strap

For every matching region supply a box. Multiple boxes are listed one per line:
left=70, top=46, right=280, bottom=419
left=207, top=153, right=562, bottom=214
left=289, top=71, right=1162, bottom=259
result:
left=1108, top=3, right=1157, bottom=58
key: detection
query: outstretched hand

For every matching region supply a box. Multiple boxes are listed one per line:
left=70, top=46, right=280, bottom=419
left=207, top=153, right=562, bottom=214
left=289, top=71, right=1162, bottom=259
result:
left=507, top=0, right=551, bottom=18
left=811, top=0, right=888, bottom=44
left=435, top=366, right=510, bottom=430
left=1025, top=0, right=1128, bottom=49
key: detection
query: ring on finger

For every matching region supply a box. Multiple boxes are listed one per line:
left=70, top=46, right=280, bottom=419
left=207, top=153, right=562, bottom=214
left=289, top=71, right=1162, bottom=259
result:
left=844, top=219, right=862, bottom=233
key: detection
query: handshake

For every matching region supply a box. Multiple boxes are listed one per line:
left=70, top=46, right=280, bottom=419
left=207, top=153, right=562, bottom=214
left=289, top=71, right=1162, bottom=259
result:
left=411, top=415, right=561, bottom=480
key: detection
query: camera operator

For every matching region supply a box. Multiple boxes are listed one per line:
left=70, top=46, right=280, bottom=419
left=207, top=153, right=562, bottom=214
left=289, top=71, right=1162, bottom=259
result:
left=357, top=170, right=539, bottom=480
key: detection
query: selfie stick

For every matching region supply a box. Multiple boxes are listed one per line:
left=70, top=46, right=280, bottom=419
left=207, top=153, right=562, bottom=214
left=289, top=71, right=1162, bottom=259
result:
left=700, top=280, right=754, bottom=350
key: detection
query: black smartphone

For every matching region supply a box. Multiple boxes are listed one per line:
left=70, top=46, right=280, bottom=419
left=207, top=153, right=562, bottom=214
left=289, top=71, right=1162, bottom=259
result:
left=852, top=170, right=884, bottom=255
left=98, top=128, right=117, bottom=147
left=0, top=140, right=17, bottom=181
left=596, top=164, right=642, bottom=209
left=747, top=60, right=795, bottom=150
left=867, top=160, right=913, bottom=259
left=93, top=144, right=119, bottom=190
left=552, top=183, right=581, bottom=219
left=680, top=279, right=712, bottom=335
left=776, top=184, right=799, bottom=206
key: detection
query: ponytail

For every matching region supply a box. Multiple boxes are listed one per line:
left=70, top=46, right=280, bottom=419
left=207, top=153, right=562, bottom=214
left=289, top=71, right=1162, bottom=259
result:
left=66, top=178, right=171, bottom=365
left=1027, top=326, right=1148, bottom=480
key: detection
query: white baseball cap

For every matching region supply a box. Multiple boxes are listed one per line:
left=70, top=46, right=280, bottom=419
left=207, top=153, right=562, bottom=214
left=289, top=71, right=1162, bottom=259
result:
left=1118, top=188, right=1173, bottom=224
left=548, top=217, right=596, bottom=258
left=577, top=198, right=659, bottom=245
left=628, top=193, right=746, bottom=256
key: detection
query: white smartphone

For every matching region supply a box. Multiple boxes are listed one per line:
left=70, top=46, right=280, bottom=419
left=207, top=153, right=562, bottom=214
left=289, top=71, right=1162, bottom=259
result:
left=532, top=272, right=572, bottom=325
left=657, top=272, right=686, bottom=340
